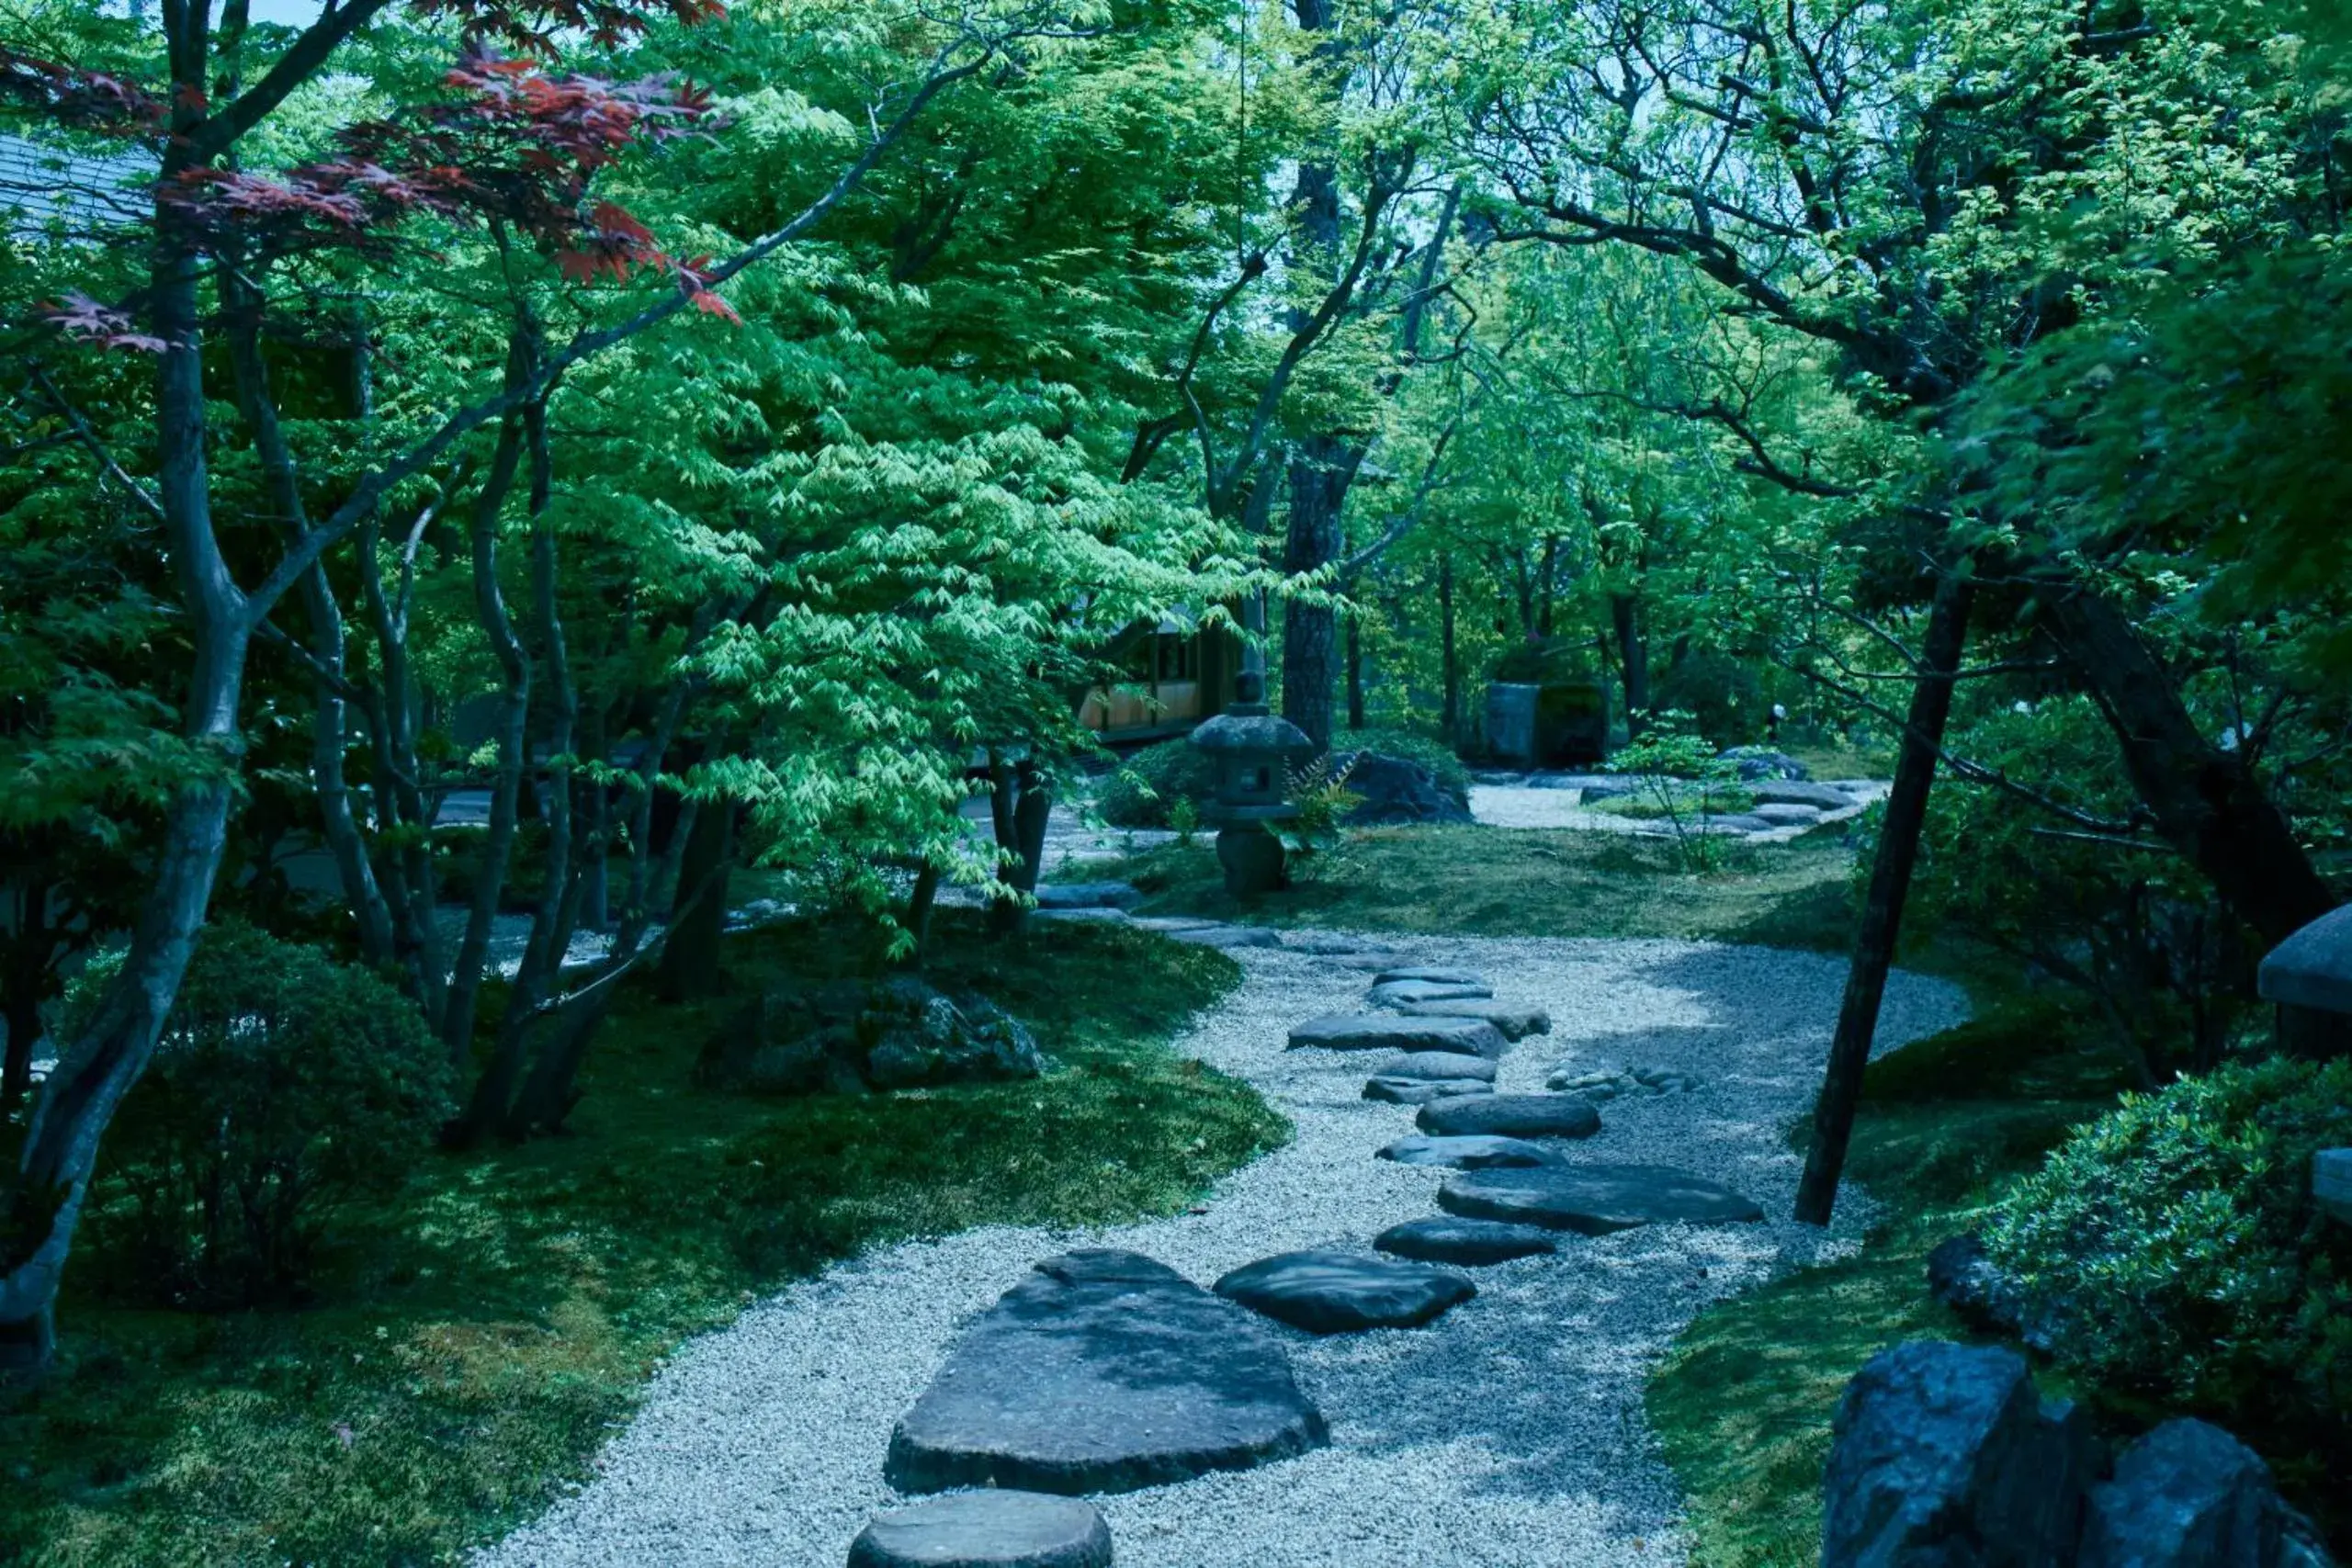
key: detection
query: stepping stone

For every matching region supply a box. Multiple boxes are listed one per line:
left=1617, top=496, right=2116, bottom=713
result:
left=1034, top=882, right=1143, bottom=911
left=1363, top=1077, right=1493, bottom=1106
left=1416, top=1093, right=1602, bottom=1141
left=1168, top=925, right=1282, bottom=949
left=1287, top=1014, right=1508, bottom=1056
left=1283, top=931, right=1380, bottom=955
left=1704, top=814, right=1776, bottom=834
left=1032, top=908, right=1130, bottom=924
left=1130, top=915, right=1220, bottom=933
left=1214, top=1249, right=1475, bottom=1334
left=1375, top=1216, right=1559, bottom=1266
left=1750, top=803, right=1823, bottom=827
left=847, top=1491, right=1113, bottom=1568
left=884, top=1249, right=1327, bottom=1495
left=1396, top=998, right=1551, bottom=1041
left=1370, top=1051, right=1497, bottom=1082
left=1440, top=1165, right=1766, bottom=1235
left=1373, top=964, right=1486, bottom=987
left=1368, top=978, right=1494, bottom=1009
left=1376, top=1134, right=1555, bottom=1169
left=1751, top=780, right=1858, bottom=811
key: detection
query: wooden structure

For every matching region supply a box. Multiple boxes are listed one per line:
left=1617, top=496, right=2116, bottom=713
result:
left=1078, top=617, right=1238, bottom=747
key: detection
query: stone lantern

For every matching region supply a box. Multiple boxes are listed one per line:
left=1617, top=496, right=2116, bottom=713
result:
left=1189, top=650, right=1313, bottom=896
left=2257, top=904, right=2352, bottom=1226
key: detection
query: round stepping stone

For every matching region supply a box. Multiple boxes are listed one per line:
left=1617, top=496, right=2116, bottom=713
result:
left=847, top=1491, right=1113, bottom=1568
left=1363, top=1076, right=1493, bottom=1106
left=1416, top=1092, right=1602, bottom=1141
left=1370, top=1051, right=1497, bottom=1082
left=1214, top=1249, right=1475, bottom=1334
left=1439, top=1164, right=1766, bottom=1235
left=1368, top=978, right=1495, bottom=1009
left=884, top=1249, right=1326, bottom=1495
left=1376, top=1134, right=1555, bottom=1169
left=1287, top=1014, right=1508, bottom=1056
left=1375, top=1216, right=1559, bottom=1266
left=1034, top=882, right=1143, bottom=911
left=1396, top=998, right=1551, bottom=1040
left=1373, top=964, right=1486, bottom=987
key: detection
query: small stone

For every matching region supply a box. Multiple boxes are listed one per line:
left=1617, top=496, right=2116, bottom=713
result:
left=1033, top=882, right=1144, bottom=911
left=1416, top=1093, right=1602, bottom=1141
left=847, top=1491, right=1113, bottom=1568
left=1363, top=1077, right=1494, bottom=1106
left=1396, top=998, right=1551, bottom=1040
left=1368, top=1052, right=1498, bottom=1082
left=1372, top=965, right=1486, bottom=987
left=1546, top=1066, right=1632, bottom=1101
left=1376, top=1134, right=1555, bottom=1169
left=1286, top=1014, right=1509, bottom=1056
left=1439, top=1164, right=1761, bottom=1233
left=1375, top=1216, right=1559, bottom=1266
left=1368, top=978, right=1494, bottom=1009
left=1214, top=1249, right=1476, bottom=1334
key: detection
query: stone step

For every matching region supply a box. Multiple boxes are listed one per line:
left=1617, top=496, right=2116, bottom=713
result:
left=847, top=1491, right=1113, bottom=1568
left=1166, top=924, right=1283, bottom=949
left=1374, top=1216, right=1559, bottom=1267
left=1415, top=1093, right=1602, bottom=1141
left=1369, top=1051, right=1498, bottom=1082
left=1396, top=998, right=1551, bottom=1041
left=1372, top=964, right=1486, bottom=987
left=1214, top=1249, right=1476, bottom=1334
left=1375, top=1134, right=1555, bottom=1169
left=1368, top=978, right=1494, bottom=1009
left=1286, top=1014, right=1509, bottom=1056
left=1439, top=1165, right=1764, bottom=1235
left=1363, top=1077, right=1494, bottom=1106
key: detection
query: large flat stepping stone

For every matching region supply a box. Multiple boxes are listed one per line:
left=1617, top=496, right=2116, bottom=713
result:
left=1167, top=924, right=1282, bottom=949
left=1751, top=780, right=1857, bottom=811
left=1128, top=915, right=1219, bottom=933
left=1363, top=1077, right=1493, bottom=1105
left=847, top=1491, right=1113, bottom=1567
left=1373, top=964, right=1486, bottom=986
left=1749, top=802, right=1824, bottom=827
left=1375, top=1216, right=1560, bottom=1266
left=1368, top=978, right=1494, bottom=1008
left=884, top=1249, right=1326, bottom=1495
left=1288, top=1014, right=1507, bottom=1056
left=1440, top=1165, right=1765, bottom=1235
left=1283, top=931, right=1381, bottom=955
left=1376, top=1134, right=1556, bottom=1169
left=1416, top=1092, right=1602, bottom=1140
left=1370, top=1051, right=1497, bottom=1081
left=1214, top=1249, right=1475, bottom=1334
left=1397, top=998, right=1551, bottom=1040
left=1034, top=882, right=1143, bottom=911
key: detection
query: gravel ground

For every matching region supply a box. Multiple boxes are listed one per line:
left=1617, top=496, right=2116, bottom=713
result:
left=1471, top=781, right=1891, bottom=839
left=477, top=933, right=1966, bottom=1568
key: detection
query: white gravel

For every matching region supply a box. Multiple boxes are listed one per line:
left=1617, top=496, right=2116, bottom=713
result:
left=476, top=933, right=1966, bottom=1568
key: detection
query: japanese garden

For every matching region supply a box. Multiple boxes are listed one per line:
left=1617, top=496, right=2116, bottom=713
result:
left=1, top=0, right=2348, bottom=1562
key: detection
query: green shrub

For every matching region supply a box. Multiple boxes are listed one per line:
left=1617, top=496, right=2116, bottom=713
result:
left=76, top=921, right=456, bottom=1307
left=1652, top=648, right=1763, bottom=745
left=1097, top=737, right=1217, bottom=828
left=1984, top=1056, right=2352, bottom=1459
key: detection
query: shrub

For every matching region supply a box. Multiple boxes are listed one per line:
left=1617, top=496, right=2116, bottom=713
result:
left=74, top=921, right=456, bottom=1307
left=1984, top=1056, right=2352, bottom=1462
left=1096, top=737, right=1217, bottom=828
left=1652, top=648, right=1763, bottom=745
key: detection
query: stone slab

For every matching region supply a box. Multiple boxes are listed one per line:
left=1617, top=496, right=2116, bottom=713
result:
left=1369, top=1051, right=1498, bottom=1082
left=1749, top=803, right=1824, bottom=827
left=1372, top=965, right=1486, bottom=987
left=1363, top=1077, right=1493, bottom=1106
left=1368, top=978, right=1495, bottom=1009
left=1167, top=925, right=1283, bottom=949
left=847, top=1491, right=1113, bottom=1568
left=1750, top=781, right=1859, bottom=811
left=884, top=1249, right=1327, bottom=1495
left=1415, top=1093, right=1601, bottom=1141
left=1286, top=1014, right=1509, bottom=1056
left=1034, top=882, right=1144, bottom=911
left=1376, top=1134, right=1556, bottom=1169
left=1374, top=1216, right=1559, bottom=1266
left=1214, top=1249, right=1476, bottom=1334
left=1440, top=1164, right=1763, bottom=1235
left=1396, top=999, right=1551, bottom=1040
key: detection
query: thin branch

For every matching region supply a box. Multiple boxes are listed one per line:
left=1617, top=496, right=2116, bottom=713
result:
left=30, top=367, right=164, bottom=523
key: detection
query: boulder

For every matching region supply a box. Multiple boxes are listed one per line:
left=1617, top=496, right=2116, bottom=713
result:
left=1368, top=978, right=1495, bottom=1009
left=1577, top=776, right=1642, bottom=802
left=1369, top=1051, right=1498, bottom=1082
left=1717, top=746, right=1812, bottom=781
left=1376, top=1134, right=1556, bottom=1169
left=700, top=978, right=1043, bottom=1096
left=1214, top=1249, right=1476, bottom=1334
left=1374, top=1216, right=1558, bottom=1267
left=1926, top=1233, right=2052, bottom=1352
left=1397, top=998, right=1552, bottom=1040
left=1822, top=1340, right=2101, bottom=1568
left=1416, top=1092, right=1601, bottom=1141
left=1363, top=1076, right=1494, bottom=1106
left=2079, top=1419, right=2337, bottom=1568
left=1751, top=780, right=1859, bottom=811
left=1287, top=1014, right=1509, bottom=1056
left=885, top=1249, right=1327, bottom=1495
left=1374, top=965, right=1487, bottom=987
left=1333, top=751, right=1473, bottom=826
left=846, top=1491, right=1114, bottom=1568
left=1439, top=1164, right=1760, bottom=1234
left=1034, top=882, right=1144, bottom=910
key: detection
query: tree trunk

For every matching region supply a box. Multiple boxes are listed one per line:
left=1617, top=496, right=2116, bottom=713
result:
left=2031, top=581, right=2335, bottom=947
left=1794, top=571, right=1974, bottom=1226
left=1345, top=615, right=1365, bottom=731
left=988, top=758, right=1052, bottom=939
left=1439, top=554, right=1460, bottom=745
left=903, top=862, right=942, bottom=968
left=1611, top=592, right=1648, bottom=735
left=654, top=794, right=733, bottom=1002
left=1537, top=536, right=1559, bottom=637
left=1281, top=434, right=1358, bottom=753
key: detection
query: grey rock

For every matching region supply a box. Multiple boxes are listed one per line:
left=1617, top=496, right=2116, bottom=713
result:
left=1440, top=1164, right=1759, bottom=1233
left=884, top=1249, right=1327, bottom=1495
left=1034, top=882, right=1144, bottom=910
left=1374, top=965, right=1487, bottom=987
left=1927, top=1233, right=2052, bottom=1352
left=2256, top=905, right=2352, bottom=1014
left=1704, top=813, right=1777, bottom=834
left=1368, top=978, right=1495, bottom=1009
left=1167, top=924, right=1283, bottom=949
left=1416, top=1093, right=1602, bottom=1141
left=1546, top=1063, right=1698, bottom=1100
left=1717, top=747, right=1812, bottom=782
left=1823, top=1340, right=2101, bottom=1568
left=2080, top=1419, right=2336, bottom=1568
left=1374, top=1216, right=1558, bottom=1266
left=1751, top=780, right=1859, bottom=811
left=1577, top=776, right=1641, bottom=802
left=1525, top=771, right=1614, bottom=792
left=847, top=1491, right=1113, bottom=1568
left=1214, top=1248, right=1476, bottom=1334
left=1363, top=1076, right=1495, bottom=1106
left=704, top=978, right=1042, bottom=1096
left=1287, top=1014, right=1510, bottom=1057
left=1397, top=998, right=1551, bottom=1040
left=1282, top=931, right=1379, bottom=956
left=1369, top=1051, right=1498, bottom=1082
left=1128, top=915, right=1221, bottom=934
left=1749, top=803, right=1825, bottom=827
left=1376, top=1134, right=1556, bottom=1169
left=1333, top=751, right=1473, bottom=826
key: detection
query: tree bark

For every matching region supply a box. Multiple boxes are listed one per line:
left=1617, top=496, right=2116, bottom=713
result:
left=1282, top=435, right=1359, bottom=752
left=1794, top=570, right=1974, bottom=1226
left=654, top=792, right=733, bottom=1002
left=1611, top=592, right=1648, bottom=735
left=1345, top=615, right=1365, bottom=731
left=988, top=756, right=1052, bottom=939
left=1439, top=554, right=1460, bottom=745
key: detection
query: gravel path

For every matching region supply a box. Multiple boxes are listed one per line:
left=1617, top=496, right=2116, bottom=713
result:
left=477, top=933, right=1966, bottom=1568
